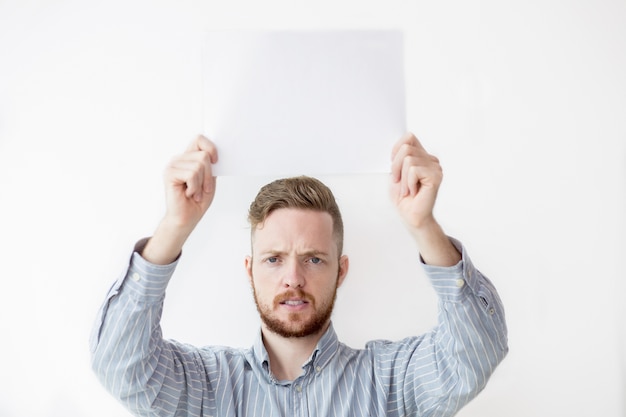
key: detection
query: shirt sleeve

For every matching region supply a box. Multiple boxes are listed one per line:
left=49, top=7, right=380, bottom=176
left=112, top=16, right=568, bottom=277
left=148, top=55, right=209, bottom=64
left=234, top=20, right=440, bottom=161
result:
left=369, top=237, right=508, bottom=417
left=89, top=239, right=209, bottom=417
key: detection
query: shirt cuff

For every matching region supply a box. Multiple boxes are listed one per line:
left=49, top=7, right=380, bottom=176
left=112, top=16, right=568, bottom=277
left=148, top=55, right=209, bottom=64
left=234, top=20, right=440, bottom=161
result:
left=420, top=237, right=482, bottom=303
left=119, top=237, right=180, bottom=302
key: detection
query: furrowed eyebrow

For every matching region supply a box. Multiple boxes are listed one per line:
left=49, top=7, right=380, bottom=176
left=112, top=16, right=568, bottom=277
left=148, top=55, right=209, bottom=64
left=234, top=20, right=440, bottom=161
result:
left=258, top=250, right=287, bottom=257
left=299, top=250, right=330, bottom=258
left=258, top=249, right=329, bottom=257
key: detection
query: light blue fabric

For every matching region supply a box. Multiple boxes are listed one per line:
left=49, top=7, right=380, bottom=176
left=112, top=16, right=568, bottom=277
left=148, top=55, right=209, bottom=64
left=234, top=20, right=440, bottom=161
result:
left=90, top=238, right=507, bottom=417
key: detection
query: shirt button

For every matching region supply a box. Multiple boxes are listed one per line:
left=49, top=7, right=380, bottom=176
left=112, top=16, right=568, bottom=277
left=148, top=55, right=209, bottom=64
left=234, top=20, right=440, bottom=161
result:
left=316, top=366, right=322, bottom=373
left=131, top=272, right=141, bottom=282
left=489, top=308, right=495, bottom=315
left=455, top=279, right=465, bottom=288
left=296, top=385, right=302, bottom=392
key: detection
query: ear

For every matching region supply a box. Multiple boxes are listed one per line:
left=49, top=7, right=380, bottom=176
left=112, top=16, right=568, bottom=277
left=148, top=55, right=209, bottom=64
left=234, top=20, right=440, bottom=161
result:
left=336, top=255, right=349, bottom=288
left=245, top=255, right=253, bottom=283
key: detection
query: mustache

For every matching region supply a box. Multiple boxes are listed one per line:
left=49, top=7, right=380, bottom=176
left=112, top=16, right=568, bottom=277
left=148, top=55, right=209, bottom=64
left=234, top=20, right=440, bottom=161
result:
left=273, top=289, right=315, bottom=306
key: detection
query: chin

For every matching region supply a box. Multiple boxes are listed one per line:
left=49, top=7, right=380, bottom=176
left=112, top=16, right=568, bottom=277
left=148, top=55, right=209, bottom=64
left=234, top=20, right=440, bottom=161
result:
left=264, top=317, right=327, bottom=339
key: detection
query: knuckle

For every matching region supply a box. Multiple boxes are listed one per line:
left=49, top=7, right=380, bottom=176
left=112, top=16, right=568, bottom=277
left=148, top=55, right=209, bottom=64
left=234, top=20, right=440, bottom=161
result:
left=199, top=150, right=213, bottom=164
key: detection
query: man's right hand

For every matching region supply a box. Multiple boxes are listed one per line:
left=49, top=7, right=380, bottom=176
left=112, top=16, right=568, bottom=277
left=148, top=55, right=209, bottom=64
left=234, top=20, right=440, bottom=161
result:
left=142, top=135, right=218, bottom=265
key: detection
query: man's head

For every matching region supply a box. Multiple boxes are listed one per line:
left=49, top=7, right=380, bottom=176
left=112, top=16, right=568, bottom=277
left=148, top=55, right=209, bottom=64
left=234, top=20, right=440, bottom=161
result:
left=245, top=176, right=349, bottom=339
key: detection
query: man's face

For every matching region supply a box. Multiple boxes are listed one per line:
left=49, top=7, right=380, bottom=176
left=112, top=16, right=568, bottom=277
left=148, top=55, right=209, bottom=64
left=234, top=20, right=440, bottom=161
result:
left=245, top=208, right=349, bottom=339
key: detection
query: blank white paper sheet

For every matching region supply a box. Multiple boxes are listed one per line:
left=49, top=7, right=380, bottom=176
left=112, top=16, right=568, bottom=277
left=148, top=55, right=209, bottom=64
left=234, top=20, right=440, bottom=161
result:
left=202, top=30, right=406, bottom=176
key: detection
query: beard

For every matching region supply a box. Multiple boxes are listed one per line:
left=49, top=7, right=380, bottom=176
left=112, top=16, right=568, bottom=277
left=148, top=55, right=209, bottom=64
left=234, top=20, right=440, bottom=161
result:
left=251, top=282, right=338, bottom=338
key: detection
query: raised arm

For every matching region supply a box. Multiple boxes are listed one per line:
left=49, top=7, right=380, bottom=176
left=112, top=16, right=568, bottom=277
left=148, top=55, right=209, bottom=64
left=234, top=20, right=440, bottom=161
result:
left=390, top=132, right=460, bottom=266
left=90, top=135, right=220, bottom=416
left=383, top=132, right=508, bottom=415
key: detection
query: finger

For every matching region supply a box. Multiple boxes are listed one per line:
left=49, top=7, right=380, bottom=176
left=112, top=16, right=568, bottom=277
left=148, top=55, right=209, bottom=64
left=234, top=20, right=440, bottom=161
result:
left=167, top=155, right=212, bottom=200
left=391, top=143, right=424, bottom=183
left=400, top=154, right=442, bottom=197
left=407, top=165, right=422, bottom=197
left=190, top=135, right=218, bottom=193
left=391, top=132, right=427, bottom=161
left=179, top=144, right=216, bottom=194
left=391, top=132, right=415, bottom=160
left=400, top=156, right=419, bottom=197
left=186, top=135, right=219, bottom=164
left=168, top=161, right=204, bottom=198
left=391, top=142, right=412, bottom=183
left=391, top=133, right=429, bottom=182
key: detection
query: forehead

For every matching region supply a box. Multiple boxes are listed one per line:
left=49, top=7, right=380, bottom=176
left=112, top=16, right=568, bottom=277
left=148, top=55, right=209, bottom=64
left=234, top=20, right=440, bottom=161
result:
left=252, top=208, right=337, bottom=253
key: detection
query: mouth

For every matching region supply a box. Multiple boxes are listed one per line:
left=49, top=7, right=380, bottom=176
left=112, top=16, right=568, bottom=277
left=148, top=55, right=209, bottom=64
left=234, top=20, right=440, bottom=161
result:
left=280, top=300, right=309, bottom=306
left=280, top=299, right=308, bottom=306
left=276, top=293, right=312, bottom=311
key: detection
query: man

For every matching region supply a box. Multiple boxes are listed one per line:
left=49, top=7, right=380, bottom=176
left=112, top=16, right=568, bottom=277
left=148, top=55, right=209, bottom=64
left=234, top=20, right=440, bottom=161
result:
left=90, top=132, right=508, bottom=416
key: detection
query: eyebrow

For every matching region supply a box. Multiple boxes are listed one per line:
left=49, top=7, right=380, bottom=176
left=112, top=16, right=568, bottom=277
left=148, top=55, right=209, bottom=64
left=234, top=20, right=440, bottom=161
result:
left=258, top=249, right=330, bottom=258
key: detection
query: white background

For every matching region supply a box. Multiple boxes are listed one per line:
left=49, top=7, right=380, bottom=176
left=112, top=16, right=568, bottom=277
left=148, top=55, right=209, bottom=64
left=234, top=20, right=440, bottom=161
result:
left=0, top=1, right=624, bottom=416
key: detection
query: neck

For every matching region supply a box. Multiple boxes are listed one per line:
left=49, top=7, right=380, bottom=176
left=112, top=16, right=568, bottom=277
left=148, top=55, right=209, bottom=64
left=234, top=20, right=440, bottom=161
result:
left=261, top=322, right=329, bottom=381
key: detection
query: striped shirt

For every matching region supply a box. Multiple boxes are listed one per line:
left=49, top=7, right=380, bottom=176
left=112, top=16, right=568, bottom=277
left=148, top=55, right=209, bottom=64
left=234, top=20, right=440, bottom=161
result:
left=90, top=238, right=508, bottom=417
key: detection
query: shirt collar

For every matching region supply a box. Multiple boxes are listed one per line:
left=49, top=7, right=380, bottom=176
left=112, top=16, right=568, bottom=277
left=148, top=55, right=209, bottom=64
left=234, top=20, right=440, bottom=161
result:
left=251, top=322, right=340, bottom=376
left=309, top=322, right=339, bottom=371
left=252, top=327, right=270, bottom=370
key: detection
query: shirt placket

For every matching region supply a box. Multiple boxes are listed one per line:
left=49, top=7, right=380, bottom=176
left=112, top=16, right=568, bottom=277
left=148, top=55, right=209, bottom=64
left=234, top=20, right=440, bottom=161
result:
left=291, top=366, right=311, bottom=417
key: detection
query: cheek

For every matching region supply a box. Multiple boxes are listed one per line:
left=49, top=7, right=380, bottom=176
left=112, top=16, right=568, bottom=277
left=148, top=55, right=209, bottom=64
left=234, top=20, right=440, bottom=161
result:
left=251, top=277, right=274, bottom=303
left=322, top=284, right=338, bottom=301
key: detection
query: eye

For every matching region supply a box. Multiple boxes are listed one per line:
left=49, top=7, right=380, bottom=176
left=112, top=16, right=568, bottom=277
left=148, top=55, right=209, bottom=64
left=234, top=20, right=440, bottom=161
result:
left=267, top=257, right=278, bottom=264
left=309, top=257, right=322, bottom=264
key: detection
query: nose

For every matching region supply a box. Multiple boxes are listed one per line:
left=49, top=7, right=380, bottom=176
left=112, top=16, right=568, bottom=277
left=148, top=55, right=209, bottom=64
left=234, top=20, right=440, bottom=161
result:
left=282, top=259, right=305, bottom=289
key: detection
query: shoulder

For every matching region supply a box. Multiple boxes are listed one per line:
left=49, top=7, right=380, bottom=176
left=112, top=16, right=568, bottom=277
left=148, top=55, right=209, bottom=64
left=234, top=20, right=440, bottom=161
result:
left=163, top=339, right=252, bottom=368
left=198, top=343, right=252, bottom=362
left=363, top=334, right=434, bottom=375
left=365, top=334, right=429, bottom=354
left=333, top=334, right=430, bottom=367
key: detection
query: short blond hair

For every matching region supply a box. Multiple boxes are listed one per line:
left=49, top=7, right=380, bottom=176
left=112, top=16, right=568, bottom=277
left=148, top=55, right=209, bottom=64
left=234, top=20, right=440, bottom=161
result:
left=247, top=176, right=344, bottom=255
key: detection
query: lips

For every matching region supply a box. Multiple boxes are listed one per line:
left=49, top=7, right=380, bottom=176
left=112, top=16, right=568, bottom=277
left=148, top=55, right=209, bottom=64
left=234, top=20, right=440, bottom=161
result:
left=275, top=291, right=313, bottom=308
left=281, top=299, right=307, bottom=306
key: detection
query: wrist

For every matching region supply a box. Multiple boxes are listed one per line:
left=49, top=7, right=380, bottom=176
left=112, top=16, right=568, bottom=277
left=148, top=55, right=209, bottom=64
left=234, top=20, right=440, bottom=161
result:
left=141, top=217, right=192, bottom=265
left=406, top=219, right=461, bottom=267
